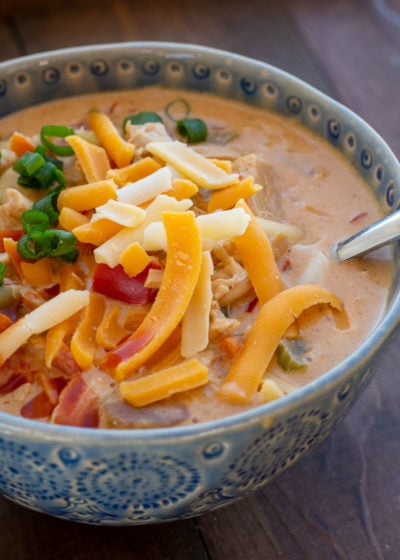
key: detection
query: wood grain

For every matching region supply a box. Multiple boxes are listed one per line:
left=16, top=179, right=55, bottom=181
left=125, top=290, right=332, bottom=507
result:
left=0, top=0, right=399, bottom=558
left=198, top=347, right=400, bottom=560
left=0, top=0, right=336, bottom=94
left=0, top=498, right=209, bottom=560
left=285, top=0, right=400, bottom=156
left=0, top=19, right=21, bottom=61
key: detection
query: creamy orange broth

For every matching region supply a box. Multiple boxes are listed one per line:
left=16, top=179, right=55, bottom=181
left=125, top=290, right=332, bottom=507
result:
left=0, top=87, right=393, bottom=428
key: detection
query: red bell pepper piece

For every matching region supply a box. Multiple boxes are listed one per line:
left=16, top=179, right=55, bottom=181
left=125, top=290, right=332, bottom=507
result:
left=92, top=262, right=160, bottom=304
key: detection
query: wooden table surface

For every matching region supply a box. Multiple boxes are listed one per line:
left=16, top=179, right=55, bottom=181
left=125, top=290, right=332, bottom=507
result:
left=1, top=1, right=399, bottom=558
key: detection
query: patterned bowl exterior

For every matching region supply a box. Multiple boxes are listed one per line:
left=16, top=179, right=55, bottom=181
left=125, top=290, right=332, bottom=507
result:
left=0, top=43, right=399, bottom=525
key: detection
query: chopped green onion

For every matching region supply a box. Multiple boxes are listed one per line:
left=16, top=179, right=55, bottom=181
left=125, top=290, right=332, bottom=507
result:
left=32, top=162, right=65, bottom=190
left=39, top=149, right=64, bottom=170
left=21, top=209, right=49, bottom=233
left=123, top=111, right=163, bottom=133
left=176, top=118, right=208, bottom=143
left=35, top=144, right=46, bottom=157
left=165, top=98, right=191, bottom=122
left=17, top=229, right=77, bottom=261
left=17, top=162, right=64, bottom=190
left=13, top=148, right=65, bottom=190
left=0, top=263, right=5, bottom=287
left=32, top=190, right=60, bottom=225
left=42, top=230, right=77, bottom=259
left=40, top=125, right=75, bottom=157
left=13, top=151, right=45, bottom=176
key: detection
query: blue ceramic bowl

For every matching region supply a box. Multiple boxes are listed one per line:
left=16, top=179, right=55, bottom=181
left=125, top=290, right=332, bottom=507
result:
left=0, top=43, right=399, bottom=525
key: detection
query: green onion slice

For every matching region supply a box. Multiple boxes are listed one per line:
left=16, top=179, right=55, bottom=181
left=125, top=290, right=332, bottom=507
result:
left=13, top=148, right=65, bottom=191
left=123, top=111, right=163, bottom=133
left=17, top=230, right=77, bottom=261
left=32, top=190, right=61, bottom=225
left=35, top=144, right=46, bottom=157
left=32, top=162, right=65, bottom=190
left=40, top=125, right=75, bottom=157
left=41, top=150, right=64, bottom=170
left=176, top=118, right=208, bottom=143
left=13, top=151, right=45, bottom=176
left=164, top=98, right=191, bottom=122
left=0, top=263, right=5, bottom=287
left=21, top=209, right=50, bottom=233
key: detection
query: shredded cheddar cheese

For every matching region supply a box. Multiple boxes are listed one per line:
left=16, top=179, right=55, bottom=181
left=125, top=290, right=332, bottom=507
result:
left=0, top=100, right=351, bottom=430
left=147, top=141, right=239, bottom=189
left=0, top=290, right=89, bottom=366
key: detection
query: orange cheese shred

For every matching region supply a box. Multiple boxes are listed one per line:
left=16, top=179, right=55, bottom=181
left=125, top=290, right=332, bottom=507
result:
left=119, top=242, right=151, bottom=277
left=3, top=237, right=23, bottom=279
left=208, top=176, right=262, bottom=212
left=73, top=218, right=123, bottom=246
left=9, top=131, right=35, bottom=157
left=20, top=258, right=54, bottom=287
left=103, top=211, right=202, bottom=380
left=167, top=178, right=199, bottom=200
left=88, top=112, right=135, bottom=168
left=145, top=326, right=182, bottom=371
left=57, top=179, right=117, bottom=212
left=58, top=207, right=90, bottom=232
left=96, top=304, right=130, bottom=351
left=233, top=199, right=285, bottom=304
left=120, top=358, right=209, bottom=407
left=218, top=284, right=343, bottom=403
left=45, top=312, right=81, bottom=368
left=123, top=305, right=151, bottom=331
left=107, top=157, right=161, bottom=186
left=70, top=292, right=106, bottom=369
left=66, top=134, right=111, bottom=182
left=44, top=264, right=85, bottom=366
left=58, top=263, right=86, bottom=291
left=0, top=313, right=12, bottom=334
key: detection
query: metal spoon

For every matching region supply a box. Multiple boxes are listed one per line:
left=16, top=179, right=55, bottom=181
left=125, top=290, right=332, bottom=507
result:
left=334, top=210, right=400, bottom=261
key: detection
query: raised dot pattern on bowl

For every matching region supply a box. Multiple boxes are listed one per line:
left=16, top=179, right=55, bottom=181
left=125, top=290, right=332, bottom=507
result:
left=0, top=44, right=398, bottom=211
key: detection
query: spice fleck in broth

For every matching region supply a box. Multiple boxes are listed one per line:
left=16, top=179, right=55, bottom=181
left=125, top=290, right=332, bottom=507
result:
left=0, top=88, right=392, bottom=428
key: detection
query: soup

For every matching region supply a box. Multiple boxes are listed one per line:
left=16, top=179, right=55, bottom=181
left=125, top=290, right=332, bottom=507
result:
left=0, top=88, right=392, bottom=428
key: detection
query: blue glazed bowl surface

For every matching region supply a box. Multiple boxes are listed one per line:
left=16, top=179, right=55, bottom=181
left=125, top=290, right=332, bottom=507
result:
left=0, top=42, right=399, bottom=525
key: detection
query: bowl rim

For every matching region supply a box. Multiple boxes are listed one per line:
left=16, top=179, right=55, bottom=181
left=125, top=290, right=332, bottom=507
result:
left=0, top=41, right=399, bottom=442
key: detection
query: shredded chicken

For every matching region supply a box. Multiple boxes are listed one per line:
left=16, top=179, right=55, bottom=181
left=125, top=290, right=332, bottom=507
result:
left=212, top=247, right=252, bottom=306
left=126, top=122, right=172, bottom=156
left=211, top=242, right=253, bottom=306
left=0, top=168, right=23, bottom=197
left=193, top=144, right=239, bottom=159
left=232, top=153, right=281, bottom=219
left=0, top=188, right=33, bottom=228
left=0, top=148, right=17, bottom=174
left=64, top=157, right=86, bottom=186
left=271, top=232, right=290, bottom=261
left=209, top=300, right=240, bottom=338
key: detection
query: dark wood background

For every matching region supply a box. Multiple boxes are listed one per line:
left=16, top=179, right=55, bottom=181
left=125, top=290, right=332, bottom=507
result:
left=0, top=1, right=399, bottom=558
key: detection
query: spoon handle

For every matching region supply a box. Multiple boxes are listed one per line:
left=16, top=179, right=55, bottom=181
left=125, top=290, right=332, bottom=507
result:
left=335, top=210, right=400, bottom=261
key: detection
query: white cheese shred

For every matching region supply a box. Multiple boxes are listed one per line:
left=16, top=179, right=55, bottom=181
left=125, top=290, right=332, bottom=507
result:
left=0, top=289, right=89, bottom=365
left=181, top=251, right=214, bottom=358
